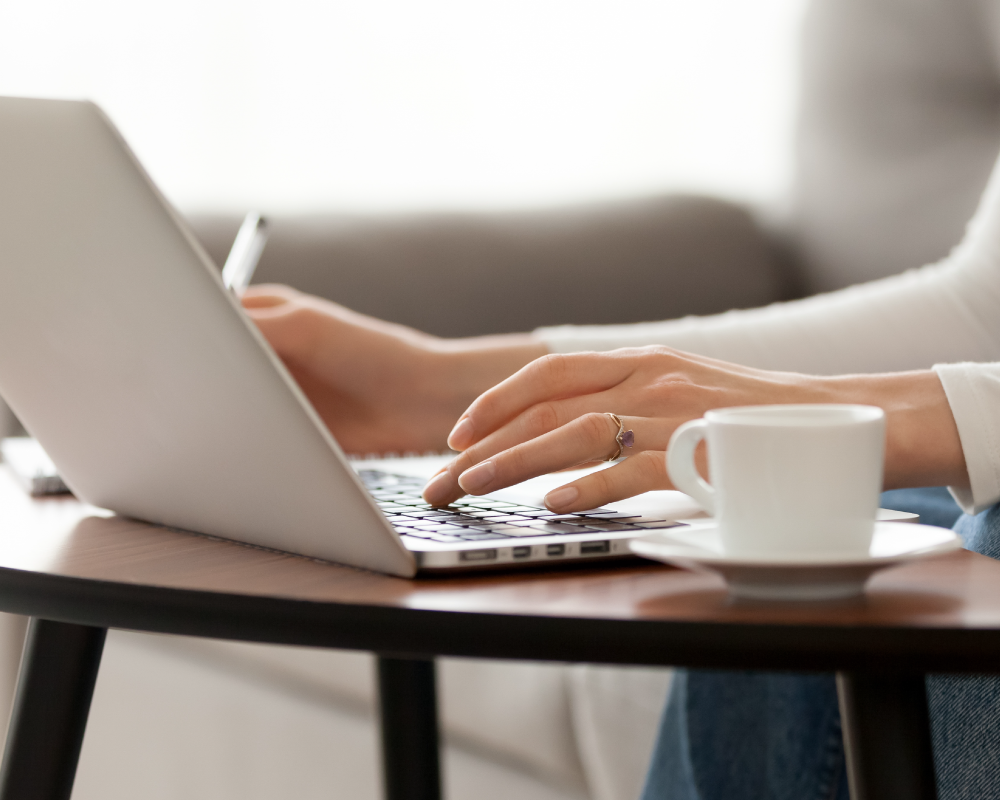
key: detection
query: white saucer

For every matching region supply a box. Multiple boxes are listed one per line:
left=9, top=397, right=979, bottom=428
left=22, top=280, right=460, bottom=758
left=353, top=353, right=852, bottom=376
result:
left=630, top=521, right=963, bottom=600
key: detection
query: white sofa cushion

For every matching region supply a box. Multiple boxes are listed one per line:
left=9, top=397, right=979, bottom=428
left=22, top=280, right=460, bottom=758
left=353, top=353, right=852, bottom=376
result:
left=74, top=630, right=588, bottom=800
left=569, top=665, right=672, bottom=800
left=118, top=632, right=589, bottom=792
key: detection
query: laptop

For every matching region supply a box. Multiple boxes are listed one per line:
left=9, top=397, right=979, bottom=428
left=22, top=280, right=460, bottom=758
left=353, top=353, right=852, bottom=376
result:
left=0, top=96, right=690, bottom=576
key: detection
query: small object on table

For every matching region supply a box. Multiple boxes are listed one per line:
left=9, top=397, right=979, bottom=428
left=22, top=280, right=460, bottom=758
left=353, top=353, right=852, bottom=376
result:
left=1, top=437, right=69, bottom=496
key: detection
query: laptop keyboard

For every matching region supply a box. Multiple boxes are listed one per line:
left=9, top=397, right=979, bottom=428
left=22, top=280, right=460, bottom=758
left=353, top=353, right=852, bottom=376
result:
left=358, top=469, right=686, bottom=543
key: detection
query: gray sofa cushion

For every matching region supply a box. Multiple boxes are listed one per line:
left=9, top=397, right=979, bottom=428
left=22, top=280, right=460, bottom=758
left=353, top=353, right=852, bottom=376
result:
left=187, top=195, right=790, bottom=339
left=2, top=196, right=787, bottom=435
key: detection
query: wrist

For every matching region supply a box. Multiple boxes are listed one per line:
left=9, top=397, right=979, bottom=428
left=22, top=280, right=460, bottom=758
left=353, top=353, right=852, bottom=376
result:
left=426, top=334, right=549, bottom=406
left=815, top=371, right=968, bottom=491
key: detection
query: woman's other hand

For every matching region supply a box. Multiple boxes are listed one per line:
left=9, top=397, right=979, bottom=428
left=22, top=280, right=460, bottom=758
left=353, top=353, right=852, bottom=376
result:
left=242, top=285, right=546, bottom=455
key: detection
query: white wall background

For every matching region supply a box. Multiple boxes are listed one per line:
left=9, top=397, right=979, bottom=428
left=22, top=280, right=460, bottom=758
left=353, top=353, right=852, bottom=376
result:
left=0, top=0, right=806, bottom=213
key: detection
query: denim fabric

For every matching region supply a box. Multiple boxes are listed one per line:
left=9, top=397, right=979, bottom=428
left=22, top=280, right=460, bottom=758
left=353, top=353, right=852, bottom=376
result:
left=642, top=670, right=849, bottom=800
left=642, top=489, right=1000, bottom=800
left=925, top=503, right=1000, bottom=800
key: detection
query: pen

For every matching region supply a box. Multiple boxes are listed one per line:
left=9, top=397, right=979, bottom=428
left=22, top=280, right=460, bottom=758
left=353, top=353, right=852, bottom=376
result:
left=221, top=211, right=269, bottom=295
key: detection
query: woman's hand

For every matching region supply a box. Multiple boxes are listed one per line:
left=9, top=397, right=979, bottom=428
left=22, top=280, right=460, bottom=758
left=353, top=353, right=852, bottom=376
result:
left=421, top=347, right=970, bottom=511
left=242, top=285, right=546, bottom=455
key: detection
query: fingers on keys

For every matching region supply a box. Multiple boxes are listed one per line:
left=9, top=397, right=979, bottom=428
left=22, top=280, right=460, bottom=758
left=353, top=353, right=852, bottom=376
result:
left=447, top=352, right=633, bottom=451
left=426, top=398, right=595, bottom=505
left=424, top=412, right=655, bottom=508
left=544, top=450, right=670, bottom=512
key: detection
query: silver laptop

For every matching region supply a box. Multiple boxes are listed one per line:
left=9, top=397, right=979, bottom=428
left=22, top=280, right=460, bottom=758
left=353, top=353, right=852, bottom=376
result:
left=0, top=97, right=683, bottom=576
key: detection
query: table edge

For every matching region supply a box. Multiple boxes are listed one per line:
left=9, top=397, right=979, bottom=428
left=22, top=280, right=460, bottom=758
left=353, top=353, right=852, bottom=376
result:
left=0, top=564, right=996, bottom=673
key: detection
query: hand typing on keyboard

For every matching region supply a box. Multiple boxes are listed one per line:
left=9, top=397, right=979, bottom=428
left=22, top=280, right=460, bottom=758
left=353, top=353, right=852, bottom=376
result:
left=360, top=470, right=683, bottom=544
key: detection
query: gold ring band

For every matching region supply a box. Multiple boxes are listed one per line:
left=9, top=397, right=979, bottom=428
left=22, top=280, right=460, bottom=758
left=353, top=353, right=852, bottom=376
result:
left=605, top=413, right=634, bottom=461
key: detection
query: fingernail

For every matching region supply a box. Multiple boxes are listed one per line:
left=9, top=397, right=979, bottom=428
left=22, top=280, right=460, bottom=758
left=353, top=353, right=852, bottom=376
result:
left=448, top=417, right=474, bottom=450
left=458, top=461, right=496, bottom=494
left=545, top=486, right=579, bottom=512
left=422, top=471, right=454, bottom=506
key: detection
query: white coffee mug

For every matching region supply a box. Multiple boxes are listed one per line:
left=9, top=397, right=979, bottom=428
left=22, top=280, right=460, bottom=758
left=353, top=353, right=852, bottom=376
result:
left=666, top=404, right=885, bottom=559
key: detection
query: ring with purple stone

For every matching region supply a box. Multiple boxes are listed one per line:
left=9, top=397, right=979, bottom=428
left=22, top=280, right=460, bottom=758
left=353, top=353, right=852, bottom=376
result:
left=604, top=413, right=634, bottom=461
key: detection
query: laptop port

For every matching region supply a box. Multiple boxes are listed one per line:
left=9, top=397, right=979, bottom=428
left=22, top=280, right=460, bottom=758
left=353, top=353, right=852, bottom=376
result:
left=580, top=540, right=610, bottom=555
left=546, top=544, right=565, bottom=557
left=460, top=549, right=497, bottom=562
left=512, top=546, right=532, bottom=559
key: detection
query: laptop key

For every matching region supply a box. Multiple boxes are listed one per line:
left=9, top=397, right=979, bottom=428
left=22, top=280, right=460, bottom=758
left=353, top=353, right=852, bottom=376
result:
left=411, top=524, right=461, bottom=533
left=525, top=522, right=591, bottom=534
left=582, top=521, right=636, bottom=531
left=633, top=520, right=688, bottom=529
left=462, top=500, right=516, bottom=509
left=400, top=510, right=451, bottom=518
left=414, top=524, right=467, bottom=534
left=577, top=511, right=640, bottom=519
left=465, top=523, right=525, bottom=534
left=450, top=515, right=486, bottom=526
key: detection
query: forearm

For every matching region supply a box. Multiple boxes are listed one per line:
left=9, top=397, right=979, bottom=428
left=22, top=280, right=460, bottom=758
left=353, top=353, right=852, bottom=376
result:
left=815, top=370, right=969, bottom=492
left=428, top=333, right=549, bottom=410
left=539, top=255, right=1000, bottom=376
left=245, top=286, right=551, bottom=454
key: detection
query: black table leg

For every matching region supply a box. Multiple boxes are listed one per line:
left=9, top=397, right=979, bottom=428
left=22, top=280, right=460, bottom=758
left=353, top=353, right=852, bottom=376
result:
left=0, top=618, right=106, bottom=800
left=377, top=656, right=441, bottom=800
left=836, top=671, right=937, bottom=800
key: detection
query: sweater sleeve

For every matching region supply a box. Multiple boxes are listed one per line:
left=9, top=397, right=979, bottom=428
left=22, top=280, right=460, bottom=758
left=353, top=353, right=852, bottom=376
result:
left=537, top=153, right=1000, bottom=510
left=934, top=363, right=1000, bottom=514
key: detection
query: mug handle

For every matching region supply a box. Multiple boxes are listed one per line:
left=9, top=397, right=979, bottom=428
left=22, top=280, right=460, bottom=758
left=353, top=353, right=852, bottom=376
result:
left=666, top=419, right=715, bottom=515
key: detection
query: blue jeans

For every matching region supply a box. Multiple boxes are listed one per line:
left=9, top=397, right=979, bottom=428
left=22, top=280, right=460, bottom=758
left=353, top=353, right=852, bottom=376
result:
left=641, top=489, right=1000, bottom=800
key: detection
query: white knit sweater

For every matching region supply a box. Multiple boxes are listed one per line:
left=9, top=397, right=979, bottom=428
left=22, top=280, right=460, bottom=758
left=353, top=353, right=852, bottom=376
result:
left=539, top=155, right=1000, bottom=515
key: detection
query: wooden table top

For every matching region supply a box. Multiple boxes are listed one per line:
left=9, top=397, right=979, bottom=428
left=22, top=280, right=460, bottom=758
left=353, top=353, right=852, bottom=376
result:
left=1, top=467, right=998, bottom=672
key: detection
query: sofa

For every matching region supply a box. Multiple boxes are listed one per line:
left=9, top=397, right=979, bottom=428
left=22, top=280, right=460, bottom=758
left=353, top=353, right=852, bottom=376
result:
left=2, top=0, right=999, bottom=797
